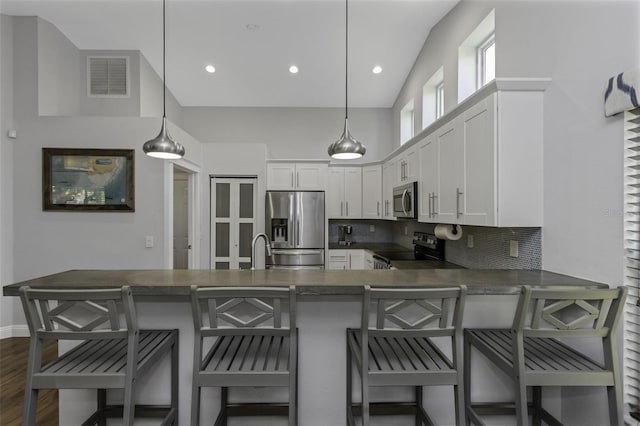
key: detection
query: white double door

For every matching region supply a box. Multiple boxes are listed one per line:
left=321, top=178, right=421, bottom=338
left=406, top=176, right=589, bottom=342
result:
left=210, top=177, right=257, bottom=269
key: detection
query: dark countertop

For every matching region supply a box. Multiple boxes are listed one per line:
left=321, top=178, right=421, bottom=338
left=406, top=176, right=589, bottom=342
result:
left=390, top=260, right=463, bottom=270
left=327, top=242, right=409, bottom=252
left=2, top=269, right=607, bottom=297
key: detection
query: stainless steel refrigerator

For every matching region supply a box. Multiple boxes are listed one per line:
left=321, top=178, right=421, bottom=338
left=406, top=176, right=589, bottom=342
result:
left=265, top=191, right=325, bottom=269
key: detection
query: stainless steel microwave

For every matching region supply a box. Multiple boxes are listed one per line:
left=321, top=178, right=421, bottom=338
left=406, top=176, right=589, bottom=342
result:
left=393, top=181, right=418, bottom=219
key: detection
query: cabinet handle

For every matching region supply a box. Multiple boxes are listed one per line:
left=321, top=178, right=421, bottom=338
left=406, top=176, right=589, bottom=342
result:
left=291, top=173, right=294, bottom=188
left=348, top=253, right=351, bottom=269
left=456, top=188, right=463, bottom=219
left=297, top=172, right=300, bottom=187
left=428, top=193, right=432, bottom=218
left=385, top=200, right=388, bottom=216
left=346, top=202, right=349, bottom=217
left=377, top=201, right=380, bottom=217
left=432, top=192, right=438, bottom=216
left=341, top=201, right=344, bottom=217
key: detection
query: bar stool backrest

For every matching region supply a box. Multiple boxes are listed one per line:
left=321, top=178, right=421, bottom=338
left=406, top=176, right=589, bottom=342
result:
left=363, top=285, right=466, bottom=339
left=512, top=286, right=628, bottom=339
left=190, top=286, right=296, bottom=339
left=19, top=286, right=136, bottom=341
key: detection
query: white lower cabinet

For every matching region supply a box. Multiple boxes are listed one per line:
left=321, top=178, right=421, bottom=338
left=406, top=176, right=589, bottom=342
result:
left=364, top=250, right=374, bottom=270
left=327, top=249, right=365, bottom=270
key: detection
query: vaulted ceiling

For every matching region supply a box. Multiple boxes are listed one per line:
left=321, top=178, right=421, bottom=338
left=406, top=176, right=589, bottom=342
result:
left=1, top=0, right=459, bottom=108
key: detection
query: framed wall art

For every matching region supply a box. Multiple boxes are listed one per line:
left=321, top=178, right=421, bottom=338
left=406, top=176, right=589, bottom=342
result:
left=42, top=148, right=135, bottom=211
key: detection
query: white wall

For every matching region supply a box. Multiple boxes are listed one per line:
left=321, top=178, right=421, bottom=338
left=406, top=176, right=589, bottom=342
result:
left=200, top=142, right=268, bottom=268
left=139, top=52, right=184, bottom=128
left=1, top=14, right=16, bottom=334
left=182, top=106, right=392, bottom=162
left=37, top=18, right=80, bottom=117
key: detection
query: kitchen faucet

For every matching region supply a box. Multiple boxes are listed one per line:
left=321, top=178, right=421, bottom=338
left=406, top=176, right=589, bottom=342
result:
left=251, top=233, right=273, bottom=270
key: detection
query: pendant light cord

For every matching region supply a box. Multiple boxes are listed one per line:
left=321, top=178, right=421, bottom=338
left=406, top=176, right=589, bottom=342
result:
left=162, top=0, right=167, bottom=119
left=345, top=0, right=348, bottom=121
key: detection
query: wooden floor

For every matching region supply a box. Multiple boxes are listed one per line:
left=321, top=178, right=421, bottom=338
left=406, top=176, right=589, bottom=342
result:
left=0, top=338, right=58, bottom=426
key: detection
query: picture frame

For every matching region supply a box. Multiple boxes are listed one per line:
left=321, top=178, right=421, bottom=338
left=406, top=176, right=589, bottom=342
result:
left=42, top=148, right=135, bottom=211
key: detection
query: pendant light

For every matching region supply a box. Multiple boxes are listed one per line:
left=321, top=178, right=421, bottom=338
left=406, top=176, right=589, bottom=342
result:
left=143, top=0, right=185, bottom=160
left=328, top=0, right=366, bottom=160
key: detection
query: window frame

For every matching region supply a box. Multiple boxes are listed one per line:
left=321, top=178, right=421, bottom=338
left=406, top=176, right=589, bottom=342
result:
left=477, top=32, right=496, bottom=88
left=435, top=81, right=445, bottom=120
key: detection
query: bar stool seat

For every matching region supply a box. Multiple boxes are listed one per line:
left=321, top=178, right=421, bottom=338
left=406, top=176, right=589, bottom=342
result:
left=464, top=285, right=627, bottom=426
left=190, top=285, right=297, bottom=426
left=346, top=285, right=467, bottom=426
left=19, top=286, right=179, bottom=426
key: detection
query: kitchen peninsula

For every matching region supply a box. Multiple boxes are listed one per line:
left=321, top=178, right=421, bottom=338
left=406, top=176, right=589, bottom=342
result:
left=2, top=268, right=606, bottom=297
left=3, top=268, right=607, bottom=426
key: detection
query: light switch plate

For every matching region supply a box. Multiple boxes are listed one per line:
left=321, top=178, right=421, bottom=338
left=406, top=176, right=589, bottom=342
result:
left=467, top=235, right=474, bottom=248
left=370, top=224, right=375, bottom=232
left=145, top=235, right=154, bottom=248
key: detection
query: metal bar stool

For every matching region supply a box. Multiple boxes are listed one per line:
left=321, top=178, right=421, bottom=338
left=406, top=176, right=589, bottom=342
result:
left=190, top=285, right=297, bottom=426
left=19, top=286, right=179, bottom=426
left=464, top=285, right=627, bottom=425
left=346, top=285, right=467, bottom=425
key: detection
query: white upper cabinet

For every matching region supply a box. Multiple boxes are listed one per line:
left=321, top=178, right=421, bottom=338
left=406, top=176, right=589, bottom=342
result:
left=362, top=165, right=382, bottom=219
left=327, top=167, right=362, bottom=219
left=267, top=161, right=328, bottom=191
left=396, top=147, right=418, bottom=185
left=417, top=88, right=544, bottom=227
left=417, top=135, right=438, bottom=222
left=382, top=160, right=397, bottom=220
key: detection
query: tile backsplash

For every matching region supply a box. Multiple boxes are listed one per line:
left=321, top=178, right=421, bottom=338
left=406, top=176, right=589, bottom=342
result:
left=329, top=219, right=542, bottom=269
left=391, top=221, right=542, bottom=269
left=328, top=220, right=394, bottom=244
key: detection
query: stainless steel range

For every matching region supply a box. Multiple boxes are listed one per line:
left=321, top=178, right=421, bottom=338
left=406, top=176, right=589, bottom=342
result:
left=373, top=232, right=446, bottom=269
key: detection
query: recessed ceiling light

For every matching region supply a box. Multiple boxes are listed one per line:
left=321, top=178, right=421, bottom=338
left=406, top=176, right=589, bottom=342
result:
left=289, top=65, right=299, bottom=74
left=246, top=24, right=261, bottom=31
left=205, top=65, right=215, bottom=73
left=372, top=65, right=383, bottom=74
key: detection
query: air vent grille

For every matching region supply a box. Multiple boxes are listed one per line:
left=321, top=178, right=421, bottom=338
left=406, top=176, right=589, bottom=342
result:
left=88, top=56, right=129, bottom=97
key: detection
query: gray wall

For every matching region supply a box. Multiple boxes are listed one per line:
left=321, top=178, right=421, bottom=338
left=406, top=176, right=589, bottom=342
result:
left=1, top=14, right=15, bottom=333
left=183, top=106, right=393, bottom=162
left=37, top=18, right=80, bottom=116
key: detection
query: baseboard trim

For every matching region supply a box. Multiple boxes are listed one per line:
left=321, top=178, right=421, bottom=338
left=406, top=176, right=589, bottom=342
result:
left=0, top=324, right=29, bottom=339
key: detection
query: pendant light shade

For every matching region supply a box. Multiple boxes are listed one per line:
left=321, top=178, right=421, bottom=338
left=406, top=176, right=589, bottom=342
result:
left=328, top=0, right=365, bottom=160
left=143, top=117, right=185, bottom=159
left=328, top=118, right=366, bottom=160
left=143, top=0, right=185, bottom=160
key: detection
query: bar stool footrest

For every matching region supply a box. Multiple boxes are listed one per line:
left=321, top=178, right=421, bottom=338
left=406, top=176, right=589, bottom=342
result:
left=467, top=402, right=562, bottom=426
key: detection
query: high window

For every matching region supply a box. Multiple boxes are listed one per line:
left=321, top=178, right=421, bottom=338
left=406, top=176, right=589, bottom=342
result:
left=422, top=67, right=444, bottom=129
left=477, top=33, right=496, bottom=87
left=457, top=9, right=495, bottom=102
left=435, top=81, right=445, bottom=119
left=400, top=99, right=415, bottom=145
